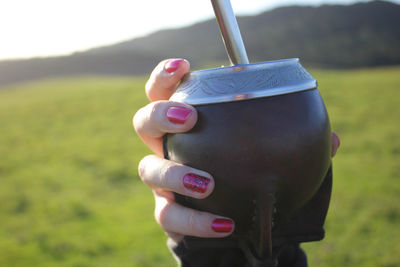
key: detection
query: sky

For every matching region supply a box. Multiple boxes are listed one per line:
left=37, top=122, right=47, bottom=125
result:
left=0, top=0, right=399, bottom=60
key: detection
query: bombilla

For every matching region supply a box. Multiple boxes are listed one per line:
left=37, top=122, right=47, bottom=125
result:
left=211, top=0, right=250, bottom=65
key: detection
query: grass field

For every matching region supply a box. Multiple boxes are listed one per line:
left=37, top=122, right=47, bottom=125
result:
left=0, top=67, right=399, bottom=267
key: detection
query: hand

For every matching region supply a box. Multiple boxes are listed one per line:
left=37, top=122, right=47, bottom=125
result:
left=133, top=58, right=341, bottom=243
left=134, top=59, right=235, bottom=243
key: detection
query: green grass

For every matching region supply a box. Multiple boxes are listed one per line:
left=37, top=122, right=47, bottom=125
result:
left=0, top=67, right=399, bottom=266
left=0, top=77, right=175, bottom=267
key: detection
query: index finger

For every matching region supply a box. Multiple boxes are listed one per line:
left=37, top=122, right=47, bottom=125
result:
left=145, top=58, right=190, bottom=102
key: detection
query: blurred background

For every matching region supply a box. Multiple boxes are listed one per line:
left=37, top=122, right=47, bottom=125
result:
left=0, top=0, right=399, bottom=266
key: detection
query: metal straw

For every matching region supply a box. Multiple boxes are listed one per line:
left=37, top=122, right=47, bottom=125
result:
left=211, top=0, right=249, bottom=65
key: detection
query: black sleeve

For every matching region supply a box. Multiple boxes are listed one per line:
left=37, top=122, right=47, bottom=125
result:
left=168, top=238, right=249, bottom=267
left=167, top=238, right=307, bottom=267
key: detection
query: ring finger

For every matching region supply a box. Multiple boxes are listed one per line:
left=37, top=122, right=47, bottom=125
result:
left=139, top=155, right=214, bottom=199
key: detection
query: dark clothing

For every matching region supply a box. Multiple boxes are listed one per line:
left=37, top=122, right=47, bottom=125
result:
left=168, top=239, right=307, bottom=267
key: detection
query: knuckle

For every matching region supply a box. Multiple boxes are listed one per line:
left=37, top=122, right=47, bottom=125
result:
left=138, top=156, right=152, bottom=183
left=160, top=163, right=181, bottom=189
left=186, top=209, right=197, bottom=234
left=149, top=102, right=160, bottom=121
left=132, top=108, right=143, bottom=133
left=146, top=62, right=165, bottom=88
left=155, top=201, right=171, bottom=228
left=145, top=78, right=155, bottom=98
left=148, top=101, right=165, bottom=126
left=145, top=62, right=164, bottom=94
left=135, top=102, right=166, bottom=138
left=138, top=159, right=145, bottom=179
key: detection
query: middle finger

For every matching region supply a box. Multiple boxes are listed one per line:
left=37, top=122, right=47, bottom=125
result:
left=133, top=100, right=197, bottom=155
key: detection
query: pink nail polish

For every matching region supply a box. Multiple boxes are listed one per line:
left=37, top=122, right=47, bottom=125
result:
left=165, top=59, right=184, bottom=73
left=167, top=106, right=192, bottom=124
left=211, top=218, right=234, bottom=233
left=183, top=173, right=210, bottom=193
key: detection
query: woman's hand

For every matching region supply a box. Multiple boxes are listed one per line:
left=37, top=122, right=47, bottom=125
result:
left=133, top=58, right=341, bottom=243
left=133, top=59, right=235, bottom=243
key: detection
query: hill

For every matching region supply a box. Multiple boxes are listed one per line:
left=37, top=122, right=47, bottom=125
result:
left=1, top=0, right=400, bottom=87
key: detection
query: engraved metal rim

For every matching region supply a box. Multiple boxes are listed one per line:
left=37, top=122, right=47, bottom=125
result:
left=170, top=58, right=317, bottom=105
left=177, top=82, right=317, bottom=105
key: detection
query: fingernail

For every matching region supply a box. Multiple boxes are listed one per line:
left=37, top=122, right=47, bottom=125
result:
left=165, top=59, right=184, bottom=73
left=183, top=173, right=210, bottom=193
left=211, top=218, right=234, bottom=233
left=167, top=106, right=192, bottom=124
